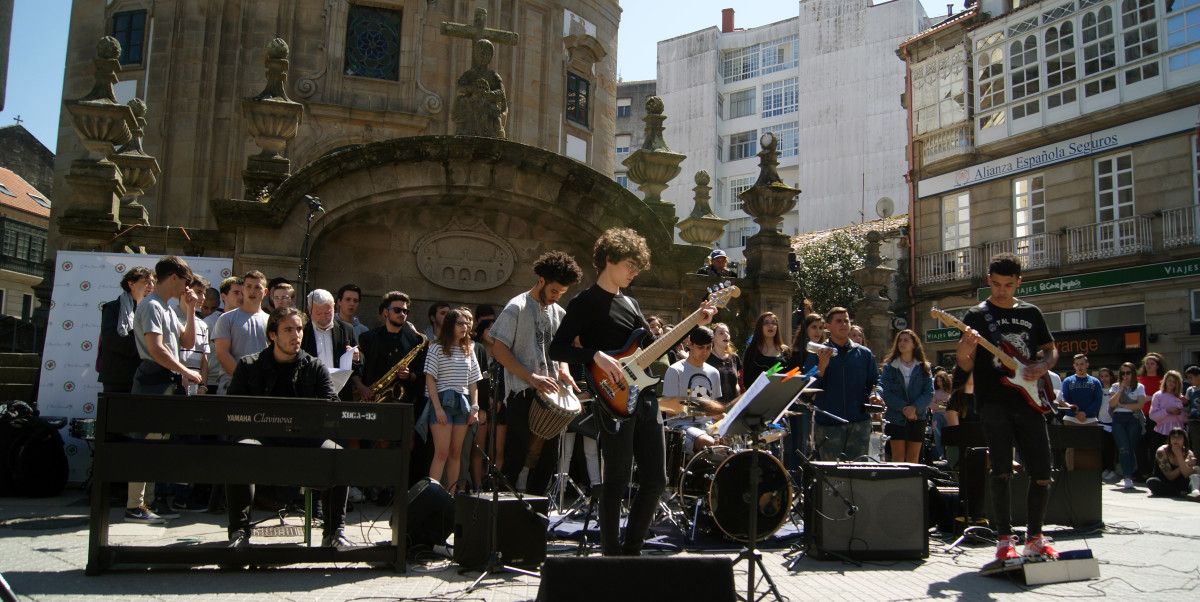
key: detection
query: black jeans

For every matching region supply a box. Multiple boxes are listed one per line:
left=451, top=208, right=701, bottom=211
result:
left=597, top=393, right=665, bottom=555
left=501, top=389, right=560, bottom=494
left=980, top=400, right=1053, bottom=537
left=225, top=438, right=349, bottom=539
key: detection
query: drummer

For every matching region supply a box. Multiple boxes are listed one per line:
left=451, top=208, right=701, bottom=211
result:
left=662, top=326, right=727, bottom=454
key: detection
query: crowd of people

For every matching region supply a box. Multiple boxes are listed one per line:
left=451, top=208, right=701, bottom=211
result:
left=93, top=246, right=1200, bottom=560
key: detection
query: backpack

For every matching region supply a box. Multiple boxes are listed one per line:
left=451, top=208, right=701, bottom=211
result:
left=0, top=401, right=69, bottom=497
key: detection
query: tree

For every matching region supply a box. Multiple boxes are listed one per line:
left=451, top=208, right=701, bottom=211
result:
left=790, top=231, right=866, bottom=317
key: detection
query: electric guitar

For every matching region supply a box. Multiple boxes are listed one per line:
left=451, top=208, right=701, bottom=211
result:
left=590, top=283, right=740, bottom=419
left=929, top=307, right=1055, bottom=415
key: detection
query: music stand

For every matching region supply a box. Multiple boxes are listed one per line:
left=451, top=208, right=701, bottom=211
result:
left=724, top=373, right=811, bottom=602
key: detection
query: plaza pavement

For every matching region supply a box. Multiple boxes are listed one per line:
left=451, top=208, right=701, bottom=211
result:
left=1, top=484, right=1198, bottom=601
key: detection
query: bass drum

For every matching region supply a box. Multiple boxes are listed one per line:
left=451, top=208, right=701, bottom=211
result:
left=679, top=447, right=792, bottom=542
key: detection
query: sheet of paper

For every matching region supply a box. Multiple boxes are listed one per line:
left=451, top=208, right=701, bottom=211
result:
left=339, top=347, right=355, bottom=370
left=718, top=372, right=770, bottom=438
left=329, top=368, right=353, bottom=393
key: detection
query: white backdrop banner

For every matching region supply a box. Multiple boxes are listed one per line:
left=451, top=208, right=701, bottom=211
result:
left=38, top=251, right=233, bottom=482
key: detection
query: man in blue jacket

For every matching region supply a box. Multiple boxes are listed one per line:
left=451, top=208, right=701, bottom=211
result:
left=1061, top=353, right=1103, bottom=422
left=809, top=307, right=878, bottom=461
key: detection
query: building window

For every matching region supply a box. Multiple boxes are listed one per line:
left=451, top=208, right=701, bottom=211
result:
left=1085, top=302, right=1145, bottom=328
left=1192, top=289, right=1200, bottom=321
left=728, top=176, right=754, bottom=212
left=21, top=294, right=31, bottom=321
left=344, top=4, right=402, bottom=80
left=761, top=77, right=798, bottom=118
left=1014, top=175, right=1046, bottom=238
left=615, top=134, right=631, bottom=155
left=1045, top=23, right=1077, bottom=108
left=722, top=45, right=759, bottom=83
left=976, top=47, right=1006, bottom=129
left=0, top=289, right=5, bottom=316
left=616, top=174, right=629, bottom=189
left=761, top=35, right=799, bottom=75
left=1194, top=136, right=1200, bottom=203
left=774, top=122, right=800, bottom=158
left=617, top=97, right=631, bottom=118
left=111, top=10, right=147, bottom=65
left=728, top=88, right=755, bottom=119
left=566, top=72, right=591, bottom=126
left=728, top=130, right=757, bottom=161
left=942, top=192, right=971, bottom=251
left=1120, top=0, right=1159, bottom=84
left=912, top=49, right=967, bottom=135
left=1167, top=0, right=1200, bottom=70
left=1009, top=36, right=1040, bottom=120
left=1082, top=7, right=1117, bottom=96
left=1096, top=153, right=1134, bottom=224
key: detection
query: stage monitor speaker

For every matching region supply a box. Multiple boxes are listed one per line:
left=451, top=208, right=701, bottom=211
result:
left=806, top=461, right=929, bottom=560
left=454, top=492, right=548, bottom=569
left=537, top=556, right=736, bottom=602
left=406, top=478, right=454, bottom=549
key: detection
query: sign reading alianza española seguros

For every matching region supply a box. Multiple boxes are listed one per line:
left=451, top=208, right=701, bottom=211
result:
left=925, top=257, right=1200, bottom=343
left=917, top=105, right=1200, bottom=198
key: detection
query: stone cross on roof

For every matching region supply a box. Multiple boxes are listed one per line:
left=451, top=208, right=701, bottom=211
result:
left=440, top=7, right=518, bottom=46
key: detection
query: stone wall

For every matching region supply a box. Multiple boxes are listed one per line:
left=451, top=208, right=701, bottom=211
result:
left=0, top=126, right=54, bottom=199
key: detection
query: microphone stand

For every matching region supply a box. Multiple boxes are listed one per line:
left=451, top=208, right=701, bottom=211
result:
left=465, top=397, right=544, bottom=593
left=296, top=195, right=324, bottom=310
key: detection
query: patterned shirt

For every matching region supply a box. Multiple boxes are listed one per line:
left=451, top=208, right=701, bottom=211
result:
left=424, top=342, right=483, bottom=395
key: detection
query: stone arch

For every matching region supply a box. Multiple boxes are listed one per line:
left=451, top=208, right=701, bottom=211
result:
left=212, top=135, right=679, bottom=306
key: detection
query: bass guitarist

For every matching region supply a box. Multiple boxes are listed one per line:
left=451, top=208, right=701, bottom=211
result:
left=956, top=252, right=1059, bottom=567
left=550, top=228, right=714, bottom=556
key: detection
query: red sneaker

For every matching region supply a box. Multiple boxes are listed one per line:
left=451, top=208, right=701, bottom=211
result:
left=1023, top=534, right=1059, bottom=559
left=995, top=535, right=1019, bottom=561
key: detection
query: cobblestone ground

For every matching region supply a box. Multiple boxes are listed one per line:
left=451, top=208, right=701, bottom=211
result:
left=1, top=485, right=1198, bottom=601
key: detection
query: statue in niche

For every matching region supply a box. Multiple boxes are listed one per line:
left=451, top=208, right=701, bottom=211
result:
left=451, top=39, right=508, bottom=138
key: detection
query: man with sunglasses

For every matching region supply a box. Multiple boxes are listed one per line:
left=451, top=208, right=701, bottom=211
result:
left=957, top=253, right=1059, bottom=568
left=358, top=291, right=425, bottom=403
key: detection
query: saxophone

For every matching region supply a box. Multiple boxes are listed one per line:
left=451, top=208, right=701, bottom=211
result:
left=370, top=334, right=428, bottom=403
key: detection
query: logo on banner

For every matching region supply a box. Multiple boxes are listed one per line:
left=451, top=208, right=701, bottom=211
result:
left=115, top=263, right=126, bottom=273
left=44, top=360, right=55, bottom=370
left=80, top=340, right=93, bottom=352
left=222, top=268, right=232, bottom=278
left=79, top=281, right=91, bottom=291
left=954, top=169, right=970, bottom=186
left=63, top=381, right=76, bottom=392
left=62, top=261, right=73, bottom=271
left=61, top=320, right=74, bottom=331
left=82, top=402, right=95, bottom=414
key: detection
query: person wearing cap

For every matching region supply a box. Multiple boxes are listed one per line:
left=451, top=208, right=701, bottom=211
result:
left=698, top=249, right=737, bottom=278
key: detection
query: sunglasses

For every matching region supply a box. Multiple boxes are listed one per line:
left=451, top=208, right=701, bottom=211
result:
left=389, top=307, right=409, bottom=314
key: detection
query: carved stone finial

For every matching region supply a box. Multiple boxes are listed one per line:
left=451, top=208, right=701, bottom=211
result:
left=753, top=131, right=785, bottom=187
left=97, top=36, right=121, bottom=60
left=116, top=98, right=148, bottom=155
left=677, top=169, right=728, bottom=247
left=865, top=230, right=884, bottom=268
left=695, top=170, right=711, bottom=187
left=622, top=95, right=685, bottom=205
left=646, top=97, right=664, bottom=114
left=266, top=37, right=290, bottom=60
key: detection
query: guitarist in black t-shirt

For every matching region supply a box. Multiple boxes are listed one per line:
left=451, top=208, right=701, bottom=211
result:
left=956, top=253, right=1060, bottom=568
left=550, top=228, right=714, bottom=556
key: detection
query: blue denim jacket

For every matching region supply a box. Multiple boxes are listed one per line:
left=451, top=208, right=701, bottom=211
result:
left=880, top=360, right=933, bottom=426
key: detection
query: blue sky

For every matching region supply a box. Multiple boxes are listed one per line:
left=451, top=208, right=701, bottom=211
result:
left=0, top=0, right=955, bottom=155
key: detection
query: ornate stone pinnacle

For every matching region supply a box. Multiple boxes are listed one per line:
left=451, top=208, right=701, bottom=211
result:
left=640, top=96, right=670, bottom=152
left=689, top=170, right=714, bottom=219
left=116, top=98, right=148, bottom=155
left=80, top=36, right=123, bottom=103
left=677, top=170, right=728, bottom=248
left=254, top=38, right=293, bottom=101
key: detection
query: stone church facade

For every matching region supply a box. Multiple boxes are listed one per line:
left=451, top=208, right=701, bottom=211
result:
left=49, top=0, right=765, bottom=329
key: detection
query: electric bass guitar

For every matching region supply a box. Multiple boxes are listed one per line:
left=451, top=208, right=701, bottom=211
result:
left=590, top=282, right=740, bottom=419
left=929, top=307, right=1055, bottom=415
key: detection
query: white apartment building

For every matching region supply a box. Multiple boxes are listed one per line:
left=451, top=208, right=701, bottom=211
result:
left=654, top=0, right=931, bottom=267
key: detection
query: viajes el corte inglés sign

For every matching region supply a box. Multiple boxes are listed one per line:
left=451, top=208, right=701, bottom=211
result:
left=975, top=256, right=1200, bottom=301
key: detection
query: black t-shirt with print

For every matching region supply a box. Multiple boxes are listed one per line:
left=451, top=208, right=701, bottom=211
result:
left=962, top=299, right=1054, bottom=407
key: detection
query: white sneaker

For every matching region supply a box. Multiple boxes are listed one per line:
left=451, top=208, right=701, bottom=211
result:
left=348, top=487, right=365, bottom=503
left=1122, top=477, right=1135, bottom=490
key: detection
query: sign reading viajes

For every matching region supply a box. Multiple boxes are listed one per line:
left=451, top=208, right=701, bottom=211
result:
left=40, top=251, right=232, bottom=482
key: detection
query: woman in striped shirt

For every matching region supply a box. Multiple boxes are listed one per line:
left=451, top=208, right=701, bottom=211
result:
left=424, top=307, right=483, bottom=494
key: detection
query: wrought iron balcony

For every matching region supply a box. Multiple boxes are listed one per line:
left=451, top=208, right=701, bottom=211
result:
left=916, top=247, right=977, bottom=285
left=1161, top=204, right=1200, bottom=250
left=1065, top=216, right=1153, bottom=263
left=983, top=233, right=1061, bottom=271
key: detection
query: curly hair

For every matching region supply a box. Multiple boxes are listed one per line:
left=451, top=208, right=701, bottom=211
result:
left=592, top=227, right=651, bottom=274
left=533, top=250, right=583, bottom=286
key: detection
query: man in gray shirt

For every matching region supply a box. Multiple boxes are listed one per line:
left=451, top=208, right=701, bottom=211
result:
left=213, top=270, right=270, bottom=394
left=490, top=251, right=582, bottom=492
left=126, top=255, right=202, bottom=524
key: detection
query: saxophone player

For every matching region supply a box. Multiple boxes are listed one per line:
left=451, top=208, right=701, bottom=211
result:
left=357, top=291, right=426, bottom=404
